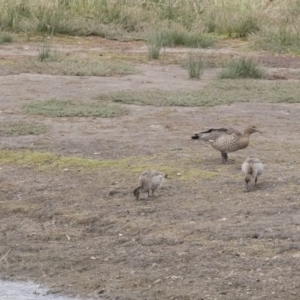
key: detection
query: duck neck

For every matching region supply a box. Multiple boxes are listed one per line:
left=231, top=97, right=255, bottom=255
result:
left=243, top=130, right=252, bottom=138
left=239, top=133, right=250, bottom=148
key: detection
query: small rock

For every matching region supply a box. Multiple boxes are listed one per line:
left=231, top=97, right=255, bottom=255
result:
left=108, top=190, right=118, bottom=196
left=153, top=279, right=162, bottom=284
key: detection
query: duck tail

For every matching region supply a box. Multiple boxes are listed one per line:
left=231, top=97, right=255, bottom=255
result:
left=191, top=134, right=199, bottom=140
left=247, top=163, right=253, bottom=175
left=133, top=187, right=140, bottom=196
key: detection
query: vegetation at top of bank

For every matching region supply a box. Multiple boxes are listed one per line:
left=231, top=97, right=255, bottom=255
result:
left=0, top=0, right=300, bottom=53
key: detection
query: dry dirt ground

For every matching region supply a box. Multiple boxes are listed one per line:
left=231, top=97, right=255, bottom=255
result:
left=1, top=36, right=300, bottom=300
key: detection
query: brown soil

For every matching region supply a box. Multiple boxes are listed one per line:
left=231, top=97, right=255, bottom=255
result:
left=1, top=37, right=300, bottom=300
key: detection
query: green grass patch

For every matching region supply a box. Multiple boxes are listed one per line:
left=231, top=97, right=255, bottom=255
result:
left=220, top=58, right=265, bottom=79
left=0, top=121, right=47, bottom=136
left=7, top=58, right=137, bottom=77
left=0, top=149, right=129, bottom=170
left=0, top=149, right=219, bottom=180
left=23, top=98, right=126, bottom=118
left=97, top=79, right=300, bottom=107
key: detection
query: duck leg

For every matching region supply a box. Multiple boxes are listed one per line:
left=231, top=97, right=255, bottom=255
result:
left=255, top=177, right=258, bottom=185
left=221, top=152, right=228, bottom=163
left=244, top=182, right=249, bottom=192
left=151, top=189, right=155, bottom=197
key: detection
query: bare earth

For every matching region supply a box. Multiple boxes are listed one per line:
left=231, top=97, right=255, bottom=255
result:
left=1, top=37, right=300, bottom=300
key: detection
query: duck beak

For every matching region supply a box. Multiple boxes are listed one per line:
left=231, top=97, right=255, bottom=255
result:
left=256, top=129, right=262, bottom=134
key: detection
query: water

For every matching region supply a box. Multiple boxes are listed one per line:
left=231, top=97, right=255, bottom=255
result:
left=0, top=280, right=91, bottom=300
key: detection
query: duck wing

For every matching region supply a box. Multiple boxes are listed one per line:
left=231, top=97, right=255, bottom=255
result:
left=191, top=127, right=241, bottom=141
left=225, top=127, right=243, bottom=136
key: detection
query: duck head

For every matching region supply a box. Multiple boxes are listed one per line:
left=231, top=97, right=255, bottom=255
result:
left=133, top=187, right=141, bottom=200
left=244, top=125, right=262, bottom=135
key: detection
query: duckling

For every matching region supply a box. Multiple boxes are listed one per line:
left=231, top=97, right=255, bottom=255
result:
left=191, top=125, right=262, bottom=163
left=242, top=157, right=264, bottom=192
left=133, top=170, right=166, bottom=200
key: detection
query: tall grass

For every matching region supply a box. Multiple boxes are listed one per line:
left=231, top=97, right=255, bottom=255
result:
left=186, top=51, right=205, bottom=79
left=249, top=0, right=300, bottom=53
left=220, top=58, right=265, bottom=79
left=0, top=0, right=299, bottom=52
left=159, top=27, right=215, bottom=48
left=38, top=38, right=53, bottom=62
left=0, top=31, right=13, bottom=44
left=146, top=26, right=215, bottom=58
left=203, top=0, right=262, bottom=38
left=147, top=30, right=165, bottom=59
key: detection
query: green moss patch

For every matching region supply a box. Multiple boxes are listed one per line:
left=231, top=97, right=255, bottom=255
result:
left=0, top=149, right=219, bottom=181
left=4, top=58, right=137, bottom=77
left=0, top=121, right=48, bottom=136
left=23, top=98, right=126, bottom=118
left=97, top=79, right=300, bottom=107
